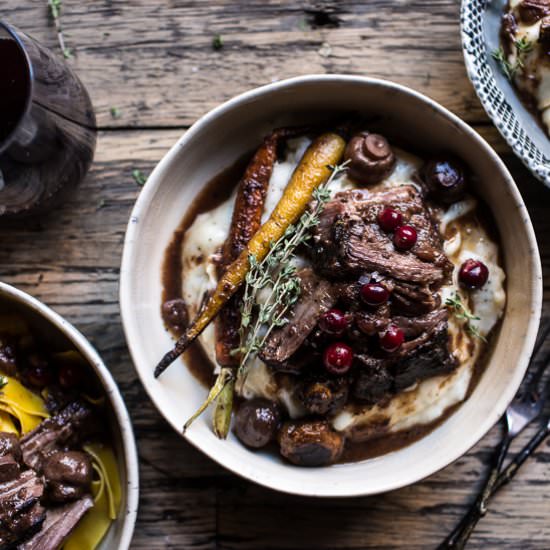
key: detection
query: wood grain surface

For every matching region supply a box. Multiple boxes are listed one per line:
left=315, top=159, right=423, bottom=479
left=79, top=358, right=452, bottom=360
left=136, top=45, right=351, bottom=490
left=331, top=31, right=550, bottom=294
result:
left=1, top=1, right=549, bottom=549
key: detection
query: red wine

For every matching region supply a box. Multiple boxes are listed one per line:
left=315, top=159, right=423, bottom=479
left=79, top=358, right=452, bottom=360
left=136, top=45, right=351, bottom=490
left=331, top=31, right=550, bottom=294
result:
left=0, top=38, right=30, bottom=145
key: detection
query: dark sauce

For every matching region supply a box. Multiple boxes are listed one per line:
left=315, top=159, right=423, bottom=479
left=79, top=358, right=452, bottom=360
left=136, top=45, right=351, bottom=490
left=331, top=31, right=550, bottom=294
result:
left=0, top=38, right=30, bottom=145
left=160, top=145, right=501, bottom=464
left=161, top=154, right=251, bottom=387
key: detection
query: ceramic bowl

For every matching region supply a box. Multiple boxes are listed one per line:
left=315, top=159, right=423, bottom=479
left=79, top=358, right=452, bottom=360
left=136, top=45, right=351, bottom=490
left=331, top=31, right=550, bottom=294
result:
left=120, top=75, right=542, bottom=497
left=461, top=0, right=550, bottom=185
left=0, top=282, right=139, bottom=548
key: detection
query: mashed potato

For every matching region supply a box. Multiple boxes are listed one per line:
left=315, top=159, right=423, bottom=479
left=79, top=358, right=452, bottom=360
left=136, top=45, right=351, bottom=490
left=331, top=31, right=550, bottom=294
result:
left=180, top=138, right=506, bottom=440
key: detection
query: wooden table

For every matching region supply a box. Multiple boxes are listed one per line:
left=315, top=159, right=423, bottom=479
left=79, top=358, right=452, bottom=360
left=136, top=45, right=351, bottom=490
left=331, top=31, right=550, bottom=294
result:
left=1, top=2, right=549, bottom=548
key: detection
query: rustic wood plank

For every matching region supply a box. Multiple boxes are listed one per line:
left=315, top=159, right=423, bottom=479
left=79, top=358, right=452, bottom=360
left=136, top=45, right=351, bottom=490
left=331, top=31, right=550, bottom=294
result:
left=2, top=0, right=491, bottom=128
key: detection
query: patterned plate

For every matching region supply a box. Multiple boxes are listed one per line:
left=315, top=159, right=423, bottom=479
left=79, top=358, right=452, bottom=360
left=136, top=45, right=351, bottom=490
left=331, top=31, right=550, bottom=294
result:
left=461, top=0, right=550, bottom=185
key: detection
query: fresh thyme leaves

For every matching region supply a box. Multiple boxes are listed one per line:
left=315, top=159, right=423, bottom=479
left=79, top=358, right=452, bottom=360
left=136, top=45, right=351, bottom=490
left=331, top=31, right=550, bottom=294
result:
left=110, top=107, right=121, bottom=119
left=132, top=169, right=147, bottom=186
left=48, top=0, right=72, bottom=59
left=492, top=37, right=534, bottom=81
left=445, top=292, right=487, bottom=343
left=235, top=162, right=348, bottom=381
left=0, top=376, right=7, bottom=390
left=492, top=48, right=515, bottom=80
left=212, top=34, right=224, bottom=51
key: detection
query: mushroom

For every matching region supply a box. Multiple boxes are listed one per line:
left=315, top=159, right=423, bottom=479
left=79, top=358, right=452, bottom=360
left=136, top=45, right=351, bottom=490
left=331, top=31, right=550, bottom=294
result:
left=344, top=131, right=396, bottom=185
left=278, top=420, right=344, bottom=466
left=43, top=451, right=93, bottom=503
left=234, top=398, right=282, bottom=449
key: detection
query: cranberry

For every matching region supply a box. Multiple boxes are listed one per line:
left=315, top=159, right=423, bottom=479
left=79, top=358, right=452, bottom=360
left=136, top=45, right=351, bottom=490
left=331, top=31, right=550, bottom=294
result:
left=323, top=342, right=353, bottom=375
left=360, top=282, right=390, bottom=306
left=459, top=259, right=489, bottom=289
left=378, top=208, right=403, bottom=232
left=393, top=225, right=417, bottom=251
left=58, top=363, right=83, bottom=389
left=379, top=325, right=405, bottom=352
left=319, top=309, right=348, bottom=335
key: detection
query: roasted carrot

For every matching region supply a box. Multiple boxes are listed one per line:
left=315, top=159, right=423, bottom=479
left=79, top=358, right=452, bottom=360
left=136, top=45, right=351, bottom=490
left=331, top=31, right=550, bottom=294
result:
left=215, top=130, right=281, bottom=368
left=154, top=131, right=346, bottom=378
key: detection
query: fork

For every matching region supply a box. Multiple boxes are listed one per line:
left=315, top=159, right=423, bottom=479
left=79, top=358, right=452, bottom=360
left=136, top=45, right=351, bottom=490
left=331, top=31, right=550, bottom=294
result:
left=438, top=322, right=550, bottom=549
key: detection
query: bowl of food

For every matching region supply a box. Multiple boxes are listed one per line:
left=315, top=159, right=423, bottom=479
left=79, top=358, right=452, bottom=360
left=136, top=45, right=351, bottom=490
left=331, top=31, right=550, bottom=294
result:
left=461, top=0, right=550, bottom=185
left=0, top=282, right=138, bottom=548
left=120, top=74, right=541, bottom=496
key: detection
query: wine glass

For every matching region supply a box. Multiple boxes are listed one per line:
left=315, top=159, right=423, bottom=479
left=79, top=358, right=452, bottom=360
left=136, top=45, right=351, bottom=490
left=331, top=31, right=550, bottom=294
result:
left=0, top=21, right=96, bottom=218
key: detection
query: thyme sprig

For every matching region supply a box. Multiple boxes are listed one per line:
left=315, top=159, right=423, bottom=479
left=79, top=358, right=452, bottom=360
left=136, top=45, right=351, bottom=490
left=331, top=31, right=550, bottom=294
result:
left=234, top=162, right=348, bottom=381
left=492, top=37, right=534, bottom=81
left=445, top=292, right=487, bottom=343
left=48, top=0, right=72, bottom=59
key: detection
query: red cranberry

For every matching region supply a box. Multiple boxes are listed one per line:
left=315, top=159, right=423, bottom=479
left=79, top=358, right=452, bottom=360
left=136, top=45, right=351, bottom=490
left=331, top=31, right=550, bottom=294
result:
left=360, top=283, right=390, bottom=306
left=58, top=363, right=83, bottom=389
left=459, top=259, right=489, bottom=289
left=378, top=208, right=403, bottom=232
left=393, top=225, right=417, bottom=251
left=323, top=342, right=353, bottom=375
left=379, top=325, right=405, bottom=352
left=319, top=309, right=348, bottom=335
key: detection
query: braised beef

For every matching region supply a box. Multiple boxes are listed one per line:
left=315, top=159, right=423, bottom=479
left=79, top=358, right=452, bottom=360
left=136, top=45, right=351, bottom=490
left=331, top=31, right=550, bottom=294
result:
left=519, top=0, right=550, bottom=24
left=278, top=420, right=344, bottom=466
left=393, top=322, right=457, bottom=391
left=311, top=186, right=452, bottom=285
left=0, top=432, right=22, bottom=462
left=353, top=356, right=393, bottom=403
left=19, top=495, right=94, bottom=550
left=0, top=455, right=20, bottom=483
left=0, top=470, right=46, bottom=548
left=391, top=281, right=440, bottom=316
left=260, top=268, right=338, bottom=366
left=21, top=401, right=94, bottom=472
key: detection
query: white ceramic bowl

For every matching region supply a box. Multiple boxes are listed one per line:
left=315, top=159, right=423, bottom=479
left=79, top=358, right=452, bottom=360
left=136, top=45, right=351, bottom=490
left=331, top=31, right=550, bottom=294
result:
left=0, top=282, right=139, bottom=547
left=120, top=75, right=542, bottom=497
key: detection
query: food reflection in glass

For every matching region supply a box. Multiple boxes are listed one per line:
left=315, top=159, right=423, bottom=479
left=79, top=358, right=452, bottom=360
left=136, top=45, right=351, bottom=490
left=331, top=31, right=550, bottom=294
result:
left=158, top=124, right=506, bottom=467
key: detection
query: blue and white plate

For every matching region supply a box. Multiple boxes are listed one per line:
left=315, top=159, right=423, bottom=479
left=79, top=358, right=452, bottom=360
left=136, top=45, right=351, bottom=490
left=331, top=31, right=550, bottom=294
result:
left=461, top=0, right=550, bottom=185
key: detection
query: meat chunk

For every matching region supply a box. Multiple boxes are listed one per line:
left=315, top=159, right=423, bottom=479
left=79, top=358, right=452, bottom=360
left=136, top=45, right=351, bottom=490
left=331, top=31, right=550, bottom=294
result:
left=260, top=268, right=338, bottom=366
left=19, top=495, right=94, bottom=550
left=353, top=356, right=393, bottom=403
left=0, top=454, right=20, bottom=483
left=311, top=186, right=452, bottom=285
left=393, top=321, right=457, bottom=391
left=0, top=470, right=46, bottom=548
left=278, top=420, right=344, bottom=466
left=21, top=401, right=94, bottom=471
left=0, top=432, right=22, bottom=462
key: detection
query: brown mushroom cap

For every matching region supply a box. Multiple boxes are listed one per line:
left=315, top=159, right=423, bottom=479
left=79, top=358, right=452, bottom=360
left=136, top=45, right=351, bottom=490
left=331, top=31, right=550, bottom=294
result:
left=278, top=420, right=344, bottom=466
left=344, top=131, right=396, bottom=185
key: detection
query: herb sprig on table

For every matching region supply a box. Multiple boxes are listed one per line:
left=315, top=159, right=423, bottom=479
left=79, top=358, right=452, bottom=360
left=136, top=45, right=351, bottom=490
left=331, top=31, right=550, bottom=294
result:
left=445, top=292, right=487, bottom=342
left=48, top=0, right=72, bottom=59
left=492, top=37, right=534, bottom=81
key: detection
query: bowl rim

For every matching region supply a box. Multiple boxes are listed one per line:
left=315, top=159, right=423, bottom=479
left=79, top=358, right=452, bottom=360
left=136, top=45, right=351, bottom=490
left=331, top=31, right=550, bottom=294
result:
left=460, top=0, right=550, bottom=186
left=120, top=74, right=542, bottom=497
left=0, top=281, right=139, bottom=547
